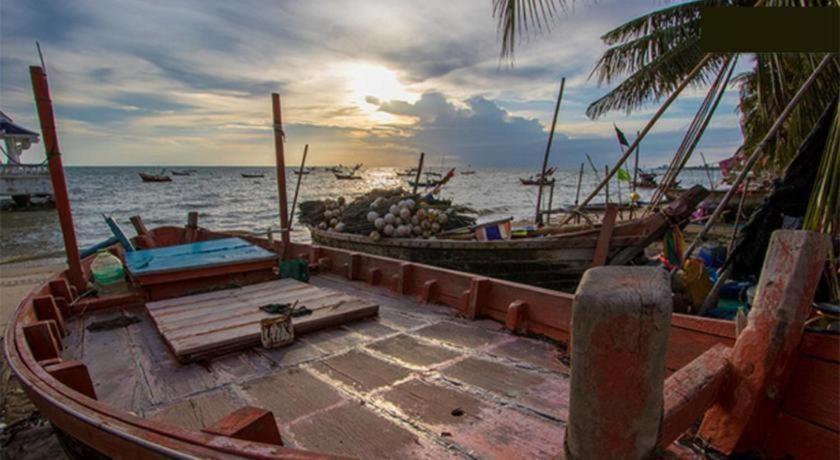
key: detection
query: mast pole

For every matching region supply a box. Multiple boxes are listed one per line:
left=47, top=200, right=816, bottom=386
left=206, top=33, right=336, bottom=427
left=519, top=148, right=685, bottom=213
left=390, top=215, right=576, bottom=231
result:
left=272, top=93, right=290, bottom=258
left=535, top=77, right=565, bottom=225
left=288, top=144, right=308, bottom=229
left=412, top=152, right=425, bottom=195
left=29, top=66, right=86, bottom=292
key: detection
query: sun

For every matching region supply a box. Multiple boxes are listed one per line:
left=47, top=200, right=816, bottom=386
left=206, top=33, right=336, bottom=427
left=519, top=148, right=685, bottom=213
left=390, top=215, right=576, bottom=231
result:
left=341, top=63, right=418, bottom=124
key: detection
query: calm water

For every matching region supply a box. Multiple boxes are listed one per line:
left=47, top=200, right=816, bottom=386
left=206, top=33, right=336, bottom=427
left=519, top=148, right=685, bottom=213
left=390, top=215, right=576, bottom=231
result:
left=0, top=166, right=718, bottom=264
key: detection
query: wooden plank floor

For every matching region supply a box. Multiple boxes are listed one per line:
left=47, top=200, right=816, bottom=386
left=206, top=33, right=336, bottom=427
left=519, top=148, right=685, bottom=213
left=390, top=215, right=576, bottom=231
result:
left=146, top=279, right=379, bottom=362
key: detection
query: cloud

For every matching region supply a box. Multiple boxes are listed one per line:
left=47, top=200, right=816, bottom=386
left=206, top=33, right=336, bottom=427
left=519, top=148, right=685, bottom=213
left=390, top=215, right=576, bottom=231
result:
left=0, top=0, right=745, bottom=167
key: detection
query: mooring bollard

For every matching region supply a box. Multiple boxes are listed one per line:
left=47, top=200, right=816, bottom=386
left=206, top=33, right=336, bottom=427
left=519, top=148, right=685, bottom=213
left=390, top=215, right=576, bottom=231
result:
left=565, top=266, right=672, bottom=460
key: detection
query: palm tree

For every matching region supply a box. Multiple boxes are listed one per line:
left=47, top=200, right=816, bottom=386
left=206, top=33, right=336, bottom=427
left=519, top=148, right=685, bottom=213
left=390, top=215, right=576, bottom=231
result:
left=493, top=0, right=840, bottom=171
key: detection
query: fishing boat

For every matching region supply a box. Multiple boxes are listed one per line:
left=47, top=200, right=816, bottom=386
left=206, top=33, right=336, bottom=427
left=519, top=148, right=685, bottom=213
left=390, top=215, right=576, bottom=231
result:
left=138, top=172, right=172, bottom=182
left=293, top=169, right=310, bottom=175
left=334, top=163, right=363, bottom=180
left=634, top=171, right=658, bottom=189
left=666, top=186, right=766, bottom=209
left=312, top=187, right=706, bottom=291
left=424, top=171, right=442, bottom=177
left=395, top=168, right=417, bottom=177
left=241, top=173, right=266, bottom=178
left=519, top=177, right=555, bottom=186
left=170, top=170, right=192, bottom=176
left=8, top=73, right=837, bottom=458
left=461, top=165, right=476, bottom=175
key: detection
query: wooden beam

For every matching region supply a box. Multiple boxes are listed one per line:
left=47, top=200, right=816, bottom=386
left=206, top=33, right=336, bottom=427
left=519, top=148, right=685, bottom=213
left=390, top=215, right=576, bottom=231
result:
left=45, top=360, right=97, bottom=400
left=590, top=204, right=618, bottom=267
left=660, top=344, right=730, bottom=448
left=23, top=320, right=62, bottom=361
left=32, top=296, right=65, bottom=336
left=466, top=277, right=490, bottom=320
left=421, top=280, right=438, bottom=303
left=203, top=407, right=284, bottom=446
left=698, top=230, right=830, bottom=454
left=565, top=267, right=671, bottom=460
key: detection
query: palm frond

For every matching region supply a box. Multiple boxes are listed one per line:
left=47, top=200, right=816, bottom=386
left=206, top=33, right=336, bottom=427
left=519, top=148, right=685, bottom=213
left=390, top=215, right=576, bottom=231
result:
left=493, top=0, right=573, bottom=61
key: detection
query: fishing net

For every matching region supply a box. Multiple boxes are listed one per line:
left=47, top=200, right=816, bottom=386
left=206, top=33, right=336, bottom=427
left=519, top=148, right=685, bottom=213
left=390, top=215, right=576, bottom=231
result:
left=299, top=188, right=476, bottom=240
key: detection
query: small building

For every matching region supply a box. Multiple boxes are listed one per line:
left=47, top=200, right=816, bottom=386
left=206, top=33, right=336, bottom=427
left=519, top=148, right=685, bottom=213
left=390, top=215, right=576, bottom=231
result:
left=0, top=110, right=53, bottom=206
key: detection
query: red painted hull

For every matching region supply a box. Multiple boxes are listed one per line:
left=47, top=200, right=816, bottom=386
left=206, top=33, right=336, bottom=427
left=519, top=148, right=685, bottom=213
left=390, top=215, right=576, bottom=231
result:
left=4, top=227, right=838, bottom=458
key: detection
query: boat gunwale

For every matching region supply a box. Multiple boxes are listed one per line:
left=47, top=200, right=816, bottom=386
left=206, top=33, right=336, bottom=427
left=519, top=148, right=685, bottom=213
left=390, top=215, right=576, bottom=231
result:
left=6, top=229, right=836, bottom=458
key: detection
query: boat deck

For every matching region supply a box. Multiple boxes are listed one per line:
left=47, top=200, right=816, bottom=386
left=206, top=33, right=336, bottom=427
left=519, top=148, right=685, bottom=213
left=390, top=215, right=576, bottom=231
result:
left=62, top=274, right=575, bottom=458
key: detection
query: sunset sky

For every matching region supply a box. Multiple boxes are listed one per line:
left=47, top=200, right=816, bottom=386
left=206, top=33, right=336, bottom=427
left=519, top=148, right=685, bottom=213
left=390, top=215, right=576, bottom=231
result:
left=1, top=0, right=745, bottom=168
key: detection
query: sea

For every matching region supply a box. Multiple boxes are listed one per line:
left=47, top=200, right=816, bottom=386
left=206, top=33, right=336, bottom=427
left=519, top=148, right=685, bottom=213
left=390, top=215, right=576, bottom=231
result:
left=0, top=166, right=719, bottom=265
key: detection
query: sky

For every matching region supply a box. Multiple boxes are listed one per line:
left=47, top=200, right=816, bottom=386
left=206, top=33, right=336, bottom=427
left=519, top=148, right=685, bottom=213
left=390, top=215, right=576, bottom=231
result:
left=1, top=0, right=746, bottom=168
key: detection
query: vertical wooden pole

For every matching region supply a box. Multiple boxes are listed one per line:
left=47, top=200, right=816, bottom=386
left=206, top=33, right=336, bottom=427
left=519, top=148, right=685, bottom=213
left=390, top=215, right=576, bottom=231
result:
left=272, top=93, right=290, bottom=258
left=535, top=77, right=565, bottom=226
left=604, top=165, right=610, bottom=206
left=545, top=179, right=555, bottom=224
left=565, top=266, right=671, bottom=459
left=29, top=66, right=85, bottom=292
left=631, top=131, right=640, bottom=219
left=574, top=163, right=584, bottom=224
left=412, top=152, right=425, bottom=195
left=288, top=144, right=308, bottom=229
left=698, top=230, right=830, bottom=454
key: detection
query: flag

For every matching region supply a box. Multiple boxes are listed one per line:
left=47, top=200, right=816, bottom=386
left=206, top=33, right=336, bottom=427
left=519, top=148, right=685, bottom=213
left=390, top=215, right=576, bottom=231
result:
left=474, top=218, right=512, bottom=241
left=614, top=125, right=630, bottom=147
left=617, top=167, right=631, bottom=182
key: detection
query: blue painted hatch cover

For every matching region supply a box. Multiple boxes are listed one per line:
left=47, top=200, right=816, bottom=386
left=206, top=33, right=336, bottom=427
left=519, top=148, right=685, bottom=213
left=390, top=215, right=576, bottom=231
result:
left=125, top=237, right=277, bottom=276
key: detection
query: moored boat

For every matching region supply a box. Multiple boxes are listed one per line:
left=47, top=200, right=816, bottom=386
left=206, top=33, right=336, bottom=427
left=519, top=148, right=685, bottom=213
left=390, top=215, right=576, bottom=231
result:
left=311, top=186, right=707, bottom=291
left=170, top=170, right=192, bottom=176
left=138, top=172, right=171, bottom=182
left=241, top=173, right=265, bottom=178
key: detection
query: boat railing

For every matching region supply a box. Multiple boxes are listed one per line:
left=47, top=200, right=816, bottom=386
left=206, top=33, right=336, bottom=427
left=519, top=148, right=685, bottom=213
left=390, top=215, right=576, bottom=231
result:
left=0, top=163, right=50, bottom=176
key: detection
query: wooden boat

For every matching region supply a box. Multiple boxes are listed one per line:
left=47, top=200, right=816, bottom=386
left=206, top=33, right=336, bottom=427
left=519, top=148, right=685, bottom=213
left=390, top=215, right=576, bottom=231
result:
left=634, top=172, right=658, bottom=189
left=461, top=164, right=476, bottom=175
left=424, top=171, right=442, bottom=177
left=138, top=172, right=171, bottom=182
left=241, top=173, right=265, bottom=178
left=14, top=73, right=835, bottom=459
left=312, top=187, right=706, bottom=291
left=666, top=187, right=765, bottom=209
left=6, top=214, right=837, bottom=459
left=519, top=177, right=555, bottom=186
left=170, top=170, right=192, bottom=176
left=334, top=173, right=363, bottom=180
left=407, top=179, right=441, bottom=188
left=293, top=169, right=310, bottom=175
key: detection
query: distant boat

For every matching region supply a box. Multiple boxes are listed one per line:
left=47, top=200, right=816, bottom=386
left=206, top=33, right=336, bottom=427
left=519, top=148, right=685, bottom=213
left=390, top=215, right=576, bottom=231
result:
left=241, top=173, right=265, bottom=178
left=334, top=163, right=363, bottom=180
left=424, top=171, right=442, bottom=177
left=461, top=164, right=476, bottom=175
left=519, top=177, right=555, bottom=186
left=407, top=179, right=442, bottom=187
left=395, top=168, right=417, bottom=177
left=139, top=172, right=171, bottom=183
left=334, top=173, right=363, bottom=180
left=170, top=170, right=192, bottom=176
left=634, top=172, right=658, bottom=189
left=293, top=169, right=310, bottom=175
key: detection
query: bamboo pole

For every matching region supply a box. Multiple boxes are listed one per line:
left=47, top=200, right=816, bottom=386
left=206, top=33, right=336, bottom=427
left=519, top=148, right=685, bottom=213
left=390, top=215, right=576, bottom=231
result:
left=29, top=66, right=86, bottom=292
left=288, top=144, right=308, bottom=229
left=727, top=178, right=751, bottom=256
left=604, top=165, right=610, bottom=206
left=412, top=152, right=425, bottom=195
left=585, top=153, right=600, bottom=180
left=683, top=52, right=834, bottom=260
left=536, top=77, right=565, bottom=226
left=574, top=162, right=584, bottom=224
left=632, top=131, right=640, bottom=195
left=546, top=179, right=556, bottom=224
left=271, top=93, right=290, bottom=258
left=699, top=151, right=716, bottom=191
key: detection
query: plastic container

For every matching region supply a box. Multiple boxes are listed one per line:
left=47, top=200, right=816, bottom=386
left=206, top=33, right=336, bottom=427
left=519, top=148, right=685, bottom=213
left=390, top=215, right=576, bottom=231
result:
left=91, top=249, right=126, bottom=294
left=698, top=242, right=727, bottom=270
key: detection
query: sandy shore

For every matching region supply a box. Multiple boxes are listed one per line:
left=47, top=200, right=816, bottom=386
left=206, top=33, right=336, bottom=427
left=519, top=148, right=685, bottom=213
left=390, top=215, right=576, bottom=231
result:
left=1, top=260, right=68, bottom=459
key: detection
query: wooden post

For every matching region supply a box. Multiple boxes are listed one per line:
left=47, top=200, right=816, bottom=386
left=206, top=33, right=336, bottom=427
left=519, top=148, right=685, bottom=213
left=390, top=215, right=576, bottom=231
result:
left=466, top=277, right=490, bottom=320
left=604, top=165, right=609, bottom=206
left=29, top=66, right=86, bottom=292
left=631, top=131, right=640, bottom=219
left=590, top=205, right=618, bottom=267
left=565, top=267, right=671, bottom=460
left=45, top=360, right=97, bottom=399
left=698, top=230, right=830, bottom=454
left=535, top=77, right=565, bottom=226
left=271, top=93, right=290, bottom=258
left=203, top=407, right=284, bottom=446
left=412, top=152, right=425, bottom=195
left=574, top=162, right=584, bottom=224
left=288, top=144, right=308, bottom=229
left=545, top=179, right=555, bottom=224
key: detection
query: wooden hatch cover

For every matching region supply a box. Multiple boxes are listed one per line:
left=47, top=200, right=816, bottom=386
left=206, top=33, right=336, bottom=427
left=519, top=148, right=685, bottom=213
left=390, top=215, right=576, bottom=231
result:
left=146, top=278, right=378, bottom=363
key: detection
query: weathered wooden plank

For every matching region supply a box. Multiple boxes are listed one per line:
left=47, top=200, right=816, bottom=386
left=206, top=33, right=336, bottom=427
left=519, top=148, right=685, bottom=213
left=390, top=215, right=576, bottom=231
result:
left=781, top=356, right=839, bottom=432
left=765, top=412, right=840, bottom=459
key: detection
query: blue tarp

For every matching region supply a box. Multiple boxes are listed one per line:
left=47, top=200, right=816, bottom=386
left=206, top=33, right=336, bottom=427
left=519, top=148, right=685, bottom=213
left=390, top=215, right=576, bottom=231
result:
left=125, top=237, right=277, bottom=276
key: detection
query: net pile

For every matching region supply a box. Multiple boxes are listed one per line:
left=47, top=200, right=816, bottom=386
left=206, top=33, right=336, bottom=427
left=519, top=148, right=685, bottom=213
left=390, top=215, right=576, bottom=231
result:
left=299, top=188, right=476, bottom=240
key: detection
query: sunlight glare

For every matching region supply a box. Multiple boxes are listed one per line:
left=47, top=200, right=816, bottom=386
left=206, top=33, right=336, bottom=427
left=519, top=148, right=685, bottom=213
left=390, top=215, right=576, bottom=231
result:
left=343, top=63, right=418, bottom=124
